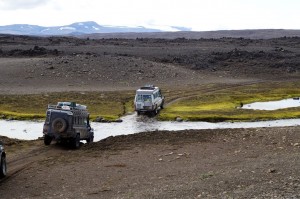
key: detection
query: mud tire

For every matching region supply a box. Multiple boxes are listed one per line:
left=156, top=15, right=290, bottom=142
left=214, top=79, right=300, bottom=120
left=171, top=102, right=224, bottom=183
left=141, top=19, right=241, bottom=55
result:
left=86, top=134, right=94, bottom=144
left=160, top=102, right=164, bottom=109
left=0, top=155, right=7, bottom=178
left=152, top=107, right=158, bottom=116
left=44, top=135, right=52, bottom=146
left=72, top=134, right=80, bottom=149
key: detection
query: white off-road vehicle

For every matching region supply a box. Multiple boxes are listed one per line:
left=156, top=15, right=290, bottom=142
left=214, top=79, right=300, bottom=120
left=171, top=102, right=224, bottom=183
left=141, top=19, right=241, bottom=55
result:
left=134, top=85, right=164, bottom=115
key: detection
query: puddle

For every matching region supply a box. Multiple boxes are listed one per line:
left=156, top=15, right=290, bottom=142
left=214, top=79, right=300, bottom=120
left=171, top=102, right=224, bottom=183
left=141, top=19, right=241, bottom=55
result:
left=242, top=98, right=300, bottom=110
left=1, top=114, right=300, bottom=141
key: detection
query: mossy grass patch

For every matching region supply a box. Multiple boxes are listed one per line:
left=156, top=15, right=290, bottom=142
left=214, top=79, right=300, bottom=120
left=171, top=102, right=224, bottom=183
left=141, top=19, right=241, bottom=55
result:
left=0, top=91, right=134, bottom=121
left=159, top=81, right=300, bottom=121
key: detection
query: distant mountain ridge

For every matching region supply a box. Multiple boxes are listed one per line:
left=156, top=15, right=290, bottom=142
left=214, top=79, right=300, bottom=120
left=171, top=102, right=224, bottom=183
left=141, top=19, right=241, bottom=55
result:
left=0, top=21, right=182, bottom=35
left=1, top=21, right=299, bottom=39
left=82, top=29, right=300, bottom=40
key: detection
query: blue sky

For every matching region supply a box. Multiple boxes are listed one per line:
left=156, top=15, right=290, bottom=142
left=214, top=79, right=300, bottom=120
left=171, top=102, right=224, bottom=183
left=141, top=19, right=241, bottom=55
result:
left=0, top=0, right=299, bottom=31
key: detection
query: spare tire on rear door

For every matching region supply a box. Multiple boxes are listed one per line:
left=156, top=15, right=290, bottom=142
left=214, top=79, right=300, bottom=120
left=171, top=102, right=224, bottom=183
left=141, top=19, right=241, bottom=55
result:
left=52, top=118, right=67, bottom=133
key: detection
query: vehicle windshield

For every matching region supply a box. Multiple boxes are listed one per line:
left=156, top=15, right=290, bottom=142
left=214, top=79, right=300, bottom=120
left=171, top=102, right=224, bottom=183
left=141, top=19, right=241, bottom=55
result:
left=136, top=94, right=152, bottom=102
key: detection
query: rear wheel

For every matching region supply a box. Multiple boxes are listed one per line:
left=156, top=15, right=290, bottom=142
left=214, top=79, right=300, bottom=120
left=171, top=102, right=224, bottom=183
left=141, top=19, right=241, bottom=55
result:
left=44, top=135, right=52, bottom=145
left=72, top=134, right=80, bottom=149
left=0, top=155, right=7, bottom=178
left=160, top=101, right=164, bottom=109
left=152, top=107, right=158, bottom=116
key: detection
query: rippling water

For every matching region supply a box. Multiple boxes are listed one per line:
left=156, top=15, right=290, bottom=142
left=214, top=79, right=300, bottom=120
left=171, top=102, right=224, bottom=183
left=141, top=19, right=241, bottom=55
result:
left=1, top=113, right=300, bottom=141
left=242, top=98, right=300, bottom=110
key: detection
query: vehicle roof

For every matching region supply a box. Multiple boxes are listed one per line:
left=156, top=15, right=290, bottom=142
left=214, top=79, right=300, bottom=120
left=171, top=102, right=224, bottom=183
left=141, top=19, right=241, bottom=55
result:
left=48, top=109, right=89, bottom=117
left=136, top=85, right=160, bottom=94
left=47, top=103, right=89, bottom=116
left=136, top=88, right=158, bottom=92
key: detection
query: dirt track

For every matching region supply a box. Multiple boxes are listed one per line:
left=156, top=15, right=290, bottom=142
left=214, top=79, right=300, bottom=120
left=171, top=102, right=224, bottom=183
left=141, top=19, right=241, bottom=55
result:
left=1, top=34, right=300, bottom=198
left=1, top=127, right=300, bottom=198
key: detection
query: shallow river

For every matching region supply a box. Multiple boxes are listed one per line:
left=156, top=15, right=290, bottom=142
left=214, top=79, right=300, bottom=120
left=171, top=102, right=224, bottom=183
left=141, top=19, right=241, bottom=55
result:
left=242, top=98, right=300, bottom=110
left=1, top=113, right=300, bottom=141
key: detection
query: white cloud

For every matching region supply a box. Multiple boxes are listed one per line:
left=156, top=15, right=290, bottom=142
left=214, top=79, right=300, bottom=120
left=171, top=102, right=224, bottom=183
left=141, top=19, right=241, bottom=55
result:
left=0, top=0, right=50, bottom=10
left=0, top=0, right=300, bottom=30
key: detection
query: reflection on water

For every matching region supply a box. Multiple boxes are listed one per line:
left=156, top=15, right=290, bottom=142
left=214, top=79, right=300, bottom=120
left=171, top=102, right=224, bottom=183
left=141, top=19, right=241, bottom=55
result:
left=242, top=98, right=300, bottom=110
left=1, top=113, right=300, bottom=141
left=0, top=120, right=42, bottom=140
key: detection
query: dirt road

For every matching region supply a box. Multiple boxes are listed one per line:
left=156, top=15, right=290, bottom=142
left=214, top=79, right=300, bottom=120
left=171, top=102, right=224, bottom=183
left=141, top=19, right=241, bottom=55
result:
left=1, top=127, right=300, bottom=198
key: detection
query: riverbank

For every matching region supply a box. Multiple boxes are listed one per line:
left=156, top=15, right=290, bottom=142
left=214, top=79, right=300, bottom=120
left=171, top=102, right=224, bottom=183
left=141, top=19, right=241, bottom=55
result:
left=2, top=114, right=300, bottom=141
left=1, top=81, right=300, bottom=122
left=1, top=126, right=300, bottom=198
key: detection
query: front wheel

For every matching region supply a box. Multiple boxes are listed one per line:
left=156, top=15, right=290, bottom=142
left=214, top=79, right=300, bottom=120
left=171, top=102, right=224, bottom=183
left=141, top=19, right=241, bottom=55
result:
left=86, top=134, right=94, bottom=144
left=0, top=155, right=7, bottom=178
left=72, top=134, right=80, bottom=149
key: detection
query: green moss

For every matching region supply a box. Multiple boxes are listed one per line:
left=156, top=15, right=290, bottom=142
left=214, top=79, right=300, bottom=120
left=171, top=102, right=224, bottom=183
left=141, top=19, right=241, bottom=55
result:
left=159, top=81, right=300, bottom=122
left=0, top=91, right=134, bottom=121
left=0, top=111, right=44, bottom=120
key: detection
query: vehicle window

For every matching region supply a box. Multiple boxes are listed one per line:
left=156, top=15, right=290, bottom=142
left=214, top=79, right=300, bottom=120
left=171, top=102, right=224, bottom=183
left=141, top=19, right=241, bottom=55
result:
left=136, top=95, right=142, bottom=102
left=143, top=95, right=152, bottom=102
left=136, top=95, right=152, bottom=102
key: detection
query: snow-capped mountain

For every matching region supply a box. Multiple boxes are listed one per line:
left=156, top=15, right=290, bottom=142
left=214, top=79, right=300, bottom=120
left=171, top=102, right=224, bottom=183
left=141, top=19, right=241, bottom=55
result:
left=0, top=21, right=175, bottom=35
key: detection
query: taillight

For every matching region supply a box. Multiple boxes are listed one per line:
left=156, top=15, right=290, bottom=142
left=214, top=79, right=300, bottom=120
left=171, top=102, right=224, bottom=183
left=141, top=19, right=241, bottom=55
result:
left=43, top=124, right=48, bottom=133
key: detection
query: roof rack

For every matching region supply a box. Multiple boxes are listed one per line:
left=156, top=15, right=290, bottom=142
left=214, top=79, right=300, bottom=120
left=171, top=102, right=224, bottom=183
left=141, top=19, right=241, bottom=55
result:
left=48, top=102, right=87, bottom=111
left=140, top=85, right=156, bottom=90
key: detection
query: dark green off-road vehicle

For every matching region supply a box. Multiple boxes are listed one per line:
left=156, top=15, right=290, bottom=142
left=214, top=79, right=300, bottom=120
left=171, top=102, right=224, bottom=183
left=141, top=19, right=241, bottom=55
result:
left=43, top=102, right=94, bottom=149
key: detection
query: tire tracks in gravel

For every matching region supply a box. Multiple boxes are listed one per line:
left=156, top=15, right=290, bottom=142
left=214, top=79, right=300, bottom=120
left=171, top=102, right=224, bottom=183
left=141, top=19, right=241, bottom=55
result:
left=164, top=80, right=267, bottom=107
left=0, top=142, right=66, bottom=184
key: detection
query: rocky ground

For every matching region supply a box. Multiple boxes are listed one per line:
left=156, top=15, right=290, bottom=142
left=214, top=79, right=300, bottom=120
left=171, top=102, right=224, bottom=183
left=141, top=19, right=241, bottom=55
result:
left=0, top=35, right=299, bottom=94
left=0, top=34, right=300, bottom=198
left=1, top=127, right=300, bottom=198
